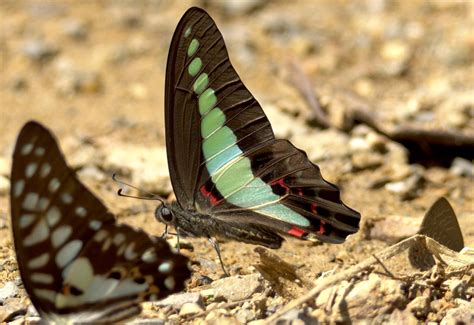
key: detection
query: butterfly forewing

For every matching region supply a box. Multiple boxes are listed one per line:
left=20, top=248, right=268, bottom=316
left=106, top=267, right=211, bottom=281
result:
left=165, top=7, right=360, bottom=244
left=10, top=121, right=190, bottom=322
left=409, top=197, right=464, bottom=269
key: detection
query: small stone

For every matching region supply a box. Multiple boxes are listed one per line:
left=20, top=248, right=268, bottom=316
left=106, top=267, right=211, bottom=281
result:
left=62, top=19, right=88, bottom=40
left=0, top=175, right=9, bottom=195
left=200, top=288, right=216, bottom=299
left=388, top=308, right=418, bottom=325
left=179, top=302, right=204, bottom=316
left=444, top=279, right=467, bottom=299
left=211, top=274, right=263, bottom=302
left=0, top=281, right=19, bottom=302
left=450, top=158, right=473, bottom=178
left=407, top=296, right=430, bottom=318
left=154, top=292, right=203, bottom=309
left=217, top=0, right=266, bottom=15
left=385, top=165, right=424, bottom=199
left=351, top=152, right=384, bottom=171
left=22, top=40, right=59, bottom=62
left=77, top=165, right=106, bottom=182
left=440, top=305, right=474, bottom=325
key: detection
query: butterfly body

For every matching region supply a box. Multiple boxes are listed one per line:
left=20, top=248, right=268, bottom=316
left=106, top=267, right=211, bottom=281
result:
left=157, top=7, right=361, bottom=260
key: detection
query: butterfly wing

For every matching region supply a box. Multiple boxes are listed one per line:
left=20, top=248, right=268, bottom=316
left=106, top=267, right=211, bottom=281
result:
left=165, top=7, right=360, bottom=243
left=409, top=197, right=464, bottom=269
left=11, top=121, right=190, bottom=322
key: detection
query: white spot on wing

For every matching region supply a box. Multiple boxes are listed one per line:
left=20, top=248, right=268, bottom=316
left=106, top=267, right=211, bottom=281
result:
left=38, top=197, right=50, bottom=211
left=21, top=143, right=34, bottom=155
left=52, top=225, right=72, bottom=248
left=28, top=253, right=49, bottom=269
left=56, top=240, right=83, bottom=268
left=31, top=272, right=54, bottom=284
left=40, top=163, right=51, bottom=178
left=13, top=180, right=25, bottom=197
left=23, top=219, right=49, bottom=246
left=19, top=214, right=35, bottom=228
left=22, top=192, right=39, bottom=210
left=89, top=220, right=102, bottom=230
left=113, top=233, right=125, bottom=246
left=75, top=206, right=87, bottom=217
left=49, top=178, right=60, bottom=192
left=158, top=261, right=173, bottom=273
left=94, top=230, right=108, bottom=242
left=164, top=276, right=175, bottom=290
left=34, top=289, right=56, bottom=303
left=25, top=163, right=38, bottom=178
left=46, top=206, right=61, bottom=227
left=35, top=147, right=45, bottom=156
left=61, top=193, right=73, bottom=204
left=141, top=249, right=157, bottom=263
left=124, top=242, right=138, bottom=261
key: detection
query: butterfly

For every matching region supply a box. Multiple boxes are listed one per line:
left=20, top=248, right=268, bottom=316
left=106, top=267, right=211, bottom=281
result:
left=153, top=7, right=361, bottom=274
left=10, top=121, right=191, bottom=323
left=409, top=197, right=464, bottom=269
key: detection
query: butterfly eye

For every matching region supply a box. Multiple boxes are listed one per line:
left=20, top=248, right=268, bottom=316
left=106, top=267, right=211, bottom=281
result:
left=156, top=205, right=174, bottom=224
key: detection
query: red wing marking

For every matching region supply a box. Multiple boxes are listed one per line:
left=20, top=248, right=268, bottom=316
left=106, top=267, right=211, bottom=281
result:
left=310, top=203, right=317, bottom=214
left=317, top=220, right=326, bottom=235
left=288, top=226, right=307, bottom=238
left=200, top=185, right=220, bottom=206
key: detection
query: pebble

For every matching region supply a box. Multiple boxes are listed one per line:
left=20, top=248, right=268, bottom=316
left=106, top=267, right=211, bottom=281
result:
left=440, top=305, right=474, bottom=325
left=179, top=302, right=204, bottom=316
left=62, top=19, right=88, bottom=40
left=443, top=279, right=467, bottom=300
left=384, top=165, right=424, bottom=199
left=406, top=296, right=430, bottom=318
left=0, top=157, right=10, bottom=176
left=216, top=0, right=266, bottom=15
left=0, top=175, right=9, bottom=195
left=21, top=39, right=59, bottom=62
left=291, top=129, right=350, bottom=162
left=0, top=281, right=19, bottom=302
left=211, top=274, right=264, bottom=302
left=388, top=308, right=419, bottom=325
left=154, top=292, right=203, bottom=309
left=77, top=165, right=106, bottom=182
left=351, top=152, right=384, bottom=171
left=449, top=158, right=473, bottom=178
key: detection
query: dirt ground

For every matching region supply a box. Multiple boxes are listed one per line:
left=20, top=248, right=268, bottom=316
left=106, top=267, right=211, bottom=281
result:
left=0, top=0, right=473, bottom=324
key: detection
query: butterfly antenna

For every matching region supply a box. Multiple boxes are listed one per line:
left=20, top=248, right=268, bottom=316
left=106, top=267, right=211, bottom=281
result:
left=112, top=173, right=166, bottom=204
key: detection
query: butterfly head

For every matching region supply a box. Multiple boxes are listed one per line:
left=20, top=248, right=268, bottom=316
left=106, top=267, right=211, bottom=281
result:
left=155, top=203, right=176, bottom=226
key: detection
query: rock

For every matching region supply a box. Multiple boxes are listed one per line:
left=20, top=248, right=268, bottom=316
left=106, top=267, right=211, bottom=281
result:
left=154, top=292, right=203, bottom=309
left=0, top=157, right=10, bottom=176
left=274, top=309, right=317, bottom=324
left=179, top=302, right=204, bottom=316
left=216, top=0, right=266, bottom=15
left=0, top=281, right=19, bottom=302
left=77, top=165, right=106, bottom=182
left=291, top=129, right=350, bottom=162
left=450, top=158, right=473, bottom=178
left=22, top=39, right=59, bottom=62
left=62, top=19, right=88, bottom=40
left=101, top=144, right=172, bottom=196
left=440, top=305, right=474, bottom=325
left=200, top=288, right=216, bottom=299
left=444, top=279, right=467, bottom=300
left=406, top=296, right=430, bottom=318
left=388, top=308, right=418, bottom=325
left=369, top=215, right=421, bottom=242
left=378, top=40, right=411, bottom=76
left=0, top=175, right=9, bottom=195
left=351, top=152, right=384, bottom=171
left=211, top=274, right=264, bottom=302
left=316, top=274, right=406, bottom=320
left=385, top=165, right=424, bottom=199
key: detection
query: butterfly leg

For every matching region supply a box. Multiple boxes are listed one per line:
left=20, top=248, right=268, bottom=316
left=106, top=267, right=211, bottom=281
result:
left=208, top=237, right=230, bottom=277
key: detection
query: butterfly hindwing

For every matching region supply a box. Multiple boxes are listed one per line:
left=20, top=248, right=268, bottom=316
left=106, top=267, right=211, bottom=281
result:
left=11, top=121, right=191, bottom=323
left=165, top=7, right=360, bottom=243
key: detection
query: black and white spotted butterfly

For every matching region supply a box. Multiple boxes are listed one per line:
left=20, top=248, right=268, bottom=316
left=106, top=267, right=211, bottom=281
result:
left=10, top=121, right=191, bottom=323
